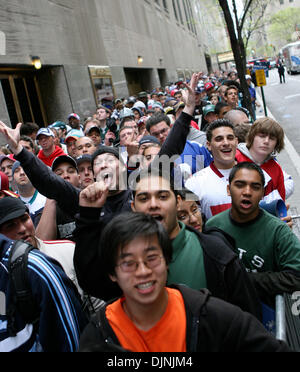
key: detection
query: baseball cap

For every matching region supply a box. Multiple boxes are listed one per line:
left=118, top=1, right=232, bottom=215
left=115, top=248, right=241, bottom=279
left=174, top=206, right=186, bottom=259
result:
left=133, top=101, right=146, bottom=110
left=76, top=154, right=92, bottom=167
left=68, top=113, right=80, bottom=121
left=195, top=86, right=205, bottom=94
left=139, top=136, right=160, bottom=147
left=85, top=126, right=101, bottom=136
left=164, top=107, right=176, bottom=116
left=92, top=146, right=125, bottom=168
left=113, top=98, right=122, bottom=105
left=203, top=104, right=216, bottom=117
left=127, top=96, right=137, bottom=104
left=51, top=155, right=78, bottom=172
left=0, top=172, right=19, bottom=198
left=120, top=108, right=135, bottom=120
left=0, top=154, right=16, bottom=166
left=36, top=127, right=55, bottom=140
left=138, top=91, right=148, bottom=99
left=131, top=107, right=143, bottom=117
left=50, top=121, right=67, bottom=131
left=65, top=129, right=83, bottom=143
left=204, top=82, right=214, bottom=91
left=0, top=197, right=28, bottom=226
left=174, top=101, right=185, bottom=113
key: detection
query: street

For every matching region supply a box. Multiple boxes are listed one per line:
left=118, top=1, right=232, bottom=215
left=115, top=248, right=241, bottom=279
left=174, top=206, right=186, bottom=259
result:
left=256, top=68, right=300, bottom=238
left=260, top=68, right=300, bottom=154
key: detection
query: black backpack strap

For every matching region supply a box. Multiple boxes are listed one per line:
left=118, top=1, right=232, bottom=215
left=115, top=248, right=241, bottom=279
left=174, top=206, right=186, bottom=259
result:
left=90, top=301, right=130, bottom=352
left=203, top=226, right=236, bottom=250
left=8, top=240, right=40, bottom=327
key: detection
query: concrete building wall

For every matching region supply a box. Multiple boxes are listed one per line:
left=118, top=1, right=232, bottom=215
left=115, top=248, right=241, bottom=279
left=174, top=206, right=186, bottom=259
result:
left=0, top=0, right=222, bottom=144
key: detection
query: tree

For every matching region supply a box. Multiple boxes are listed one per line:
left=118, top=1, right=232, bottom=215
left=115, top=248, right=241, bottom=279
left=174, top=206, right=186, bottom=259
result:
left=242, top=0, right=273, bottom=57
left=269, top=7, right=300, bottom=46
left=217, top=0, right=253, bottom=118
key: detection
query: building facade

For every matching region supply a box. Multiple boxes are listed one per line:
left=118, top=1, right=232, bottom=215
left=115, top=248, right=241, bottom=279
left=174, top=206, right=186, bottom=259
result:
left=0, top=0, right=220, bottom=133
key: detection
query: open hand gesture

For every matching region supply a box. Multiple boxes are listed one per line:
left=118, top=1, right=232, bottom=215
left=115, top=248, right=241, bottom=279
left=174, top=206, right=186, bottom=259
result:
left=181, top=72, right=203, bottom=115
left=0, top=121, right=23, bottom=154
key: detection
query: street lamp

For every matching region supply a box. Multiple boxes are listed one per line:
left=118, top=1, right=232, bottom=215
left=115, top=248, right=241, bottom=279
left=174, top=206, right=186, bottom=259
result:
left=31, top=56, right=42, bottom=70
left=137, top=56, right=143, bottom=65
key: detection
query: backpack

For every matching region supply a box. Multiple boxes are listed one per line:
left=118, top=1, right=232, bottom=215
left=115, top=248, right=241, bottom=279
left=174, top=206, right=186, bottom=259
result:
left=7, top=240, right=39, bottom=336
left=7, top=240, right=95, bottom=336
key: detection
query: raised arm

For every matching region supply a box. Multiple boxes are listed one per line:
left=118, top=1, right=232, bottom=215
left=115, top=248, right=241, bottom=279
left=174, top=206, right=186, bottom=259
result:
left=73, top=181, right=122, bottom=300
left=159, top=72, right=202, bottom=158
left=0, top=121, right=80, bottom=217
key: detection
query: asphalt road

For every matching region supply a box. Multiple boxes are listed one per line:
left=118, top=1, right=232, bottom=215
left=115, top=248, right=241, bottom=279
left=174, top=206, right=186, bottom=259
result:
left=260, top=68, right=300, bottom=154
left=255, top=68, right=300, bottom=237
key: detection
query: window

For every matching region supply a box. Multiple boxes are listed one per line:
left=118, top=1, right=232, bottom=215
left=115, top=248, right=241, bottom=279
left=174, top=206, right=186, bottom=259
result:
left=183, top=0, right=191, bottom=31
left=176, top=0, right=184, bottom=24
left=162, top=0, right=168, bottom=12
left=172, top=0, right=179, bottom=21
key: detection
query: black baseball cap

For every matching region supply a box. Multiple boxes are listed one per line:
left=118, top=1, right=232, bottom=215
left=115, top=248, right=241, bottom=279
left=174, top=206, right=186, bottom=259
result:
left=0, top=197, right=28, bottom=226
left=76, top=154, right=92, bottom=167
left=139, top=136, right=160, bottom=147
left=52, top=155, right=78, bottom=172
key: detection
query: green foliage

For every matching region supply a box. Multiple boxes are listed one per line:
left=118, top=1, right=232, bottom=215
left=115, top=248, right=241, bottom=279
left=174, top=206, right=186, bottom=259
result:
left=269, top=7, right=300, bottom=44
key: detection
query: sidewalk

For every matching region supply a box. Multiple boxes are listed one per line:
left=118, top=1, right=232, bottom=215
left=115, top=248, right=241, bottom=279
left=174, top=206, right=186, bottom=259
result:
left=256, top=95, right=300, bottom=239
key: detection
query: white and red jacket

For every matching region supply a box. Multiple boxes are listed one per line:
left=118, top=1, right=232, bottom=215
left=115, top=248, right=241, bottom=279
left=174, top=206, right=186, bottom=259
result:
left=236, top=143, right=294, bottom=202
left=185, top=163, right=232, bottom=220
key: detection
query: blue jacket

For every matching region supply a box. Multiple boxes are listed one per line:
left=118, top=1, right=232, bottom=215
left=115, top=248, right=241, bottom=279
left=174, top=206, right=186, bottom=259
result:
left=177, top=140, right=212, bottom=174
left=0, top=235, right=87, bottom=352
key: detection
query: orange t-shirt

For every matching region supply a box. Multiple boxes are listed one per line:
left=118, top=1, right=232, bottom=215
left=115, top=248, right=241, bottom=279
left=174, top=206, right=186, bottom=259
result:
left=106, top=287, right=187, bottom=352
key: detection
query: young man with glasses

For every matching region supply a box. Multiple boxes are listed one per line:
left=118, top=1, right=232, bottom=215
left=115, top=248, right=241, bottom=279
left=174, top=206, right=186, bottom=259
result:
left=74, top=168, right=261, bottom=319
left=78, top=212, right=291, bottom=352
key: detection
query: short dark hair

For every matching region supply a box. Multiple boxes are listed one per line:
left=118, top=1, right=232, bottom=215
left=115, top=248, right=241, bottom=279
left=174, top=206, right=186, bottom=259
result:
left=20, top=135, right=34, bottom=149
left=99, top=212, right=173, bottom=276
left=132, top=165, right=176, bottom=197
left=20, top=122, right=39, bottom=136
left=146, top=113, right=171, bottom=132
left=177, top=187, right=199, bottom=202
left=206, top=119, right=235, bottom=142
left=229, top=162, right=265, bottom=187
left=120, top=117, right=136, bottom=130
left=225, top=85, right=239, bottom=96
left=215, top=102, right=230, bottom=115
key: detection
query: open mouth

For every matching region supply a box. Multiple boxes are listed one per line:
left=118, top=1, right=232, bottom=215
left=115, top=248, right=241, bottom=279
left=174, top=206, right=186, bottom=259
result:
left=240, top=199, right=252, bottom=209
left=136, top=281, right=155, bottom=294
left=151, top=214, right=164, bottom=222
left=221, top=148, right=232, bottom=154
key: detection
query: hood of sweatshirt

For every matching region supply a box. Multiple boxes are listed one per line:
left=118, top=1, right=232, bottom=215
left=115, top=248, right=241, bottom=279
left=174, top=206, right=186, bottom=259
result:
left=237, top=142, right=275, bottom=165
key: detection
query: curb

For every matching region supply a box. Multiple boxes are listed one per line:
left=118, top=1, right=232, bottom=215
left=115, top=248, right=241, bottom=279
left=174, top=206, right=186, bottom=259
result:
left=256, top=91, right=300, bottom=177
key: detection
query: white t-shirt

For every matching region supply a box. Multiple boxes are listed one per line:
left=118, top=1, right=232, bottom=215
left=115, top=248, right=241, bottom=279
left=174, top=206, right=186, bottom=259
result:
left=20, top=190, right=46, bottom=221
left=185, top=163, right=232, bottom=220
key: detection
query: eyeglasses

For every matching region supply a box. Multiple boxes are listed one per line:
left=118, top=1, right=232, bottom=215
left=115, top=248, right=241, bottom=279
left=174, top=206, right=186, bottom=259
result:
left=151, top=127, right=169, bottom=138
left=116, top=254, right=163, bottom=273
left=178, top=207, right=201, bottom=222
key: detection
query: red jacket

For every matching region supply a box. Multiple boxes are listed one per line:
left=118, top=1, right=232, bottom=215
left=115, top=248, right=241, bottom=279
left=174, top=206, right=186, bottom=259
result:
left=38, top=146, right=66, bottom=167
left=235, top=149, right=286, bottom=201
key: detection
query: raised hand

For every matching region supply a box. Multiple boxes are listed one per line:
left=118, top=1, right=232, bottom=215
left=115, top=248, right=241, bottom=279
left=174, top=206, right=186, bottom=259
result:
left=0, top=121, right=23, bottom=154
left=181, top=72, right=203, bottom=115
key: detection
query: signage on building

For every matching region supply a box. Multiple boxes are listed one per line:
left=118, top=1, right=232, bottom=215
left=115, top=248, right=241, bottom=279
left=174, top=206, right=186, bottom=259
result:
left=217, top=51, right=234, bottom=64
left=89, top=66, right=112, bottom=78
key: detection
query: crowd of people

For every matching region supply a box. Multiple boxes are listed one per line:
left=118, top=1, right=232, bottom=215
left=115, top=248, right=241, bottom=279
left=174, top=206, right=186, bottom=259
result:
left=0, top=69, right=299, bottom=352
